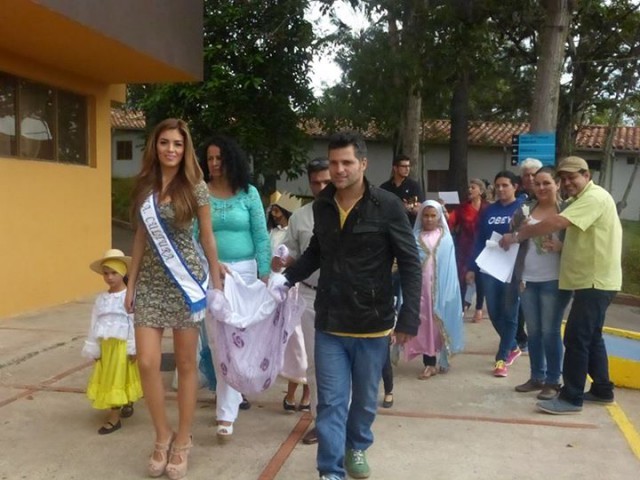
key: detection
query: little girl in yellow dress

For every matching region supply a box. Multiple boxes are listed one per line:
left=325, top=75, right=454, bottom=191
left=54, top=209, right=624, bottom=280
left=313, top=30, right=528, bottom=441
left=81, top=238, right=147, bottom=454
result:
left=82, top=249, right=143, bottom=434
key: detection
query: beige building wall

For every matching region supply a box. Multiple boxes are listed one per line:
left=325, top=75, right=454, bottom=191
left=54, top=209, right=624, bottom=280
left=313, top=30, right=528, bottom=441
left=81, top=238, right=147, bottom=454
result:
left=0, top=56, right=121, bottom=317
left=0, top=0, right=202, bottom=318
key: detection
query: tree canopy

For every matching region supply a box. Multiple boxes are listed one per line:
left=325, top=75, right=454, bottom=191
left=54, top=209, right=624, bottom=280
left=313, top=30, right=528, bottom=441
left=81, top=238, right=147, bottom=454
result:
left=128, top=0, right=316, bottom=192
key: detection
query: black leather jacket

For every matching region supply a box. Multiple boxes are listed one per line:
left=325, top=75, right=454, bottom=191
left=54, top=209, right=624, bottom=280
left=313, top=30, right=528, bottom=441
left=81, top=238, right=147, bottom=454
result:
left=284, top=179, right=421, bottom=336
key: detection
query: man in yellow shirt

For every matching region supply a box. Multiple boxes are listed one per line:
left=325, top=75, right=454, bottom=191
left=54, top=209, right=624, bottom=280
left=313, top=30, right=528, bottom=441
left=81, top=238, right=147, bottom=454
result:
left=501, top=156, right=622, bottom=414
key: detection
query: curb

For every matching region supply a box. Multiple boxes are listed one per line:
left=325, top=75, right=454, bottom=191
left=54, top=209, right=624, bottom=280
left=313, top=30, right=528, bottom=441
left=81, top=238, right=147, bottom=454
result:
left=614, top=293, right=640, bottom=307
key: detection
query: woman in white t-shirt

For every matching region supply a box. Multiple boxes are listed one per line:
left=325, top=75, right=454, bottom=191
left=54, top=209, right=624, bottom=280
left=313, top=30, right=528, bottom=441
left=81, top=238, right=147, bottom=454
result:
left=512, top=167, right=571, bottom=401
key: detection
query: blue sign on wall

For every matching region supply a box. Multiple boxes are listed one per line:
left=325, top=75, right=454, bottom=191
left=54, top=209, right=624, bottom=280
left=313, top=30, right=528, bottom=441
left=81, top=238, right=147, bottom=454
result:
left=511, top=133, right=556, bottom=166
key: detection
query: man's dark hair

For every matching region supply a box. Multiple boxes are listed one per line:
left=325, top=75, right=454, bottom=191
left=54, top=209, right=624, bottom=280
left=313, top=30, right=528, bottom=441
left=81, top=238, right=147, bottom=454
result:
left=306, top=156, right=329, bottom=178
left=393, top=154, right=411, bottom=166
left=327, top=131, right=367, bottom=160
left=494, top=170, right=519, bottom=186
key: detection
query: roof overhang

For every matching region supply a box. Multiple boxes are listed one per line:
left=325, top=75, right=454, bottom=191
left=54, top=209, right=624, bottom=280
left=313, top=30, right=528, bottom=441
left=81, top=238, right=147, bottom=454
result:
left=0, top=0, right=203, bottom=83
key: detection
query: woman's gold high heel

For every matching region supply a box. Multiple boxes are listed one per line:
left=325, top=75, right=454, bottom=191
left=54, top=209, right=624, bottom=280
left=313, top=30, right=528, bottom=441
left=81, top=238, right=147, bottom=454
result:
left=165, top=436, right=193, bottom=480
left=148, top=433, right=174, bottom=478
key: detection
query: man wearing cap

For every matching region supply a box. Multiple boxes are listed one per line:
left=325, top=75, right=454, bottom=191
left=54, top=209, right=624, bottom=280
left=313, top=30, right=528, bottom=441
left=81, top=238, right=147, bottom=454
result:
left=501, top=156, right=622, bottom=414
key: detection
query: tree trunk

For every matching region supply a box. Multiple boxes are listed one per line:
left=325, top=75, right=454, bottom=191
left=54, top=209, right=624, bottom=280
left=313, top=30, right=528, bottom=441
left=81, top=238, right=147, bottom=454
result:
left=402, top=86, right=422, bottom=180
left=530, top=0, right=572, bottom=134
left=600, top=107, right=624, bottom=188
left=448, top=72, right=469, bottom=197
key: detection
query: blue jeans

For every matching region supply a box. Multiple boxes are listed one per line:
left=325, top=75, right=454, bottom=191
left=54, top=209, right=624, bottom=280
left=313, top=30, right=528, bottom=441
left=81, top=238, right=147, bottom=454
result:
left=482, top=273, right=520, bottom=361
left=199, top=322, right=217, bottom=392
left=315, top=331, right=388, bottom=478
left=520, top=281, right=571, bottom=384
left=560, top=289, right=616, bottom=406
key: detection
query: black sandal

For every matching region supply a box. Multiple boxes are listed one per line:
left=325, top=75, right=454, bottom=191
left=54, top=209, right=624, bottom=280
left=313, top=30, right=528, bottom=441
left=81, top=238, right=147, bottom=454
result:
left=121, top=403, right=134, bottom=418
left=98, top=420, right=121, bottom=435
left=239, top=395, right=251, bottom=410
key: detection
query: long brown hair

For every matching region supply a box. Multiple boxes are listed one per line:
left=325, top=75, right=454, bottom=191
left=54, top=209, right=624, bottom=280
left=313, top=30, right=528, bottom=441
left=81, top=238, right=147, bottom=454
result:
left=130, top=119, right=203, bottom=228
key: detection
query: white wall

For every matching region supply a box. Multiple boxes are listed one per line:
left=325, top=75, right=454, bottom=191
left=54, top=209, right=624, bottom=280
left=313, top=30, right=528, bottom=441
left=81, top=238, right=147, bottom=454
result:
left=609, top=155, right=640, bottom=221
left=111, top=130, right=145, bottom=178
left=277, top=139, right=640, bottom=221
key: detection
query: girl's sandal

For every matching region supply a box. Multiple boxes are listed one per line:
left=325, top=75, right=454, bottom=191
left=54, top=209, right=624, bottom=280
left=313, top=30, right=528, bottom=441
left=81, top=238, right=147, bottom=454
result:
left=418, top=366, right=438, bottom=380
left=148, top=433, right=174, bottom=478
left=165, top=437, right=193, bottom=480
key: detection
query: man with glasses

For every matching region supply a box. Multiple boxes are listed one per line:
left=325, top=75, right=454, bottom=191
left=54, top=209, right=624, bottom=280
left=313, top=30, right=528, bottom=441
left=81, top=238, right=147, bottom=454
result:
left=380, top=154, right=424, bottom=224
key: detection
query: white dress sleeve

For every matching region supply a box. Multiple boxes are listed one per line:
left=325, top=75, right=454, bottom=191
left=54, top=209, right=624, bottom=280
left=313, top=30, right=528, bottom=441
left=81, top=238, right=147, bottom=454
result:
left=81, top=300, right=101, bottom=360
left=126, top=313, right=136, bottom=356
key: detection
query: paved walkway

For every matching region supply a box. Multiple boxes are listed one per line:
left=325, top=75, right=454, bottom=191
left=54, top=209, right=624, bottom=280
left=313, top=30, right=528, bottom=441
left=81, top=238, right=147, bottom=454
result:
left=1, top=297, right=639, bottom=479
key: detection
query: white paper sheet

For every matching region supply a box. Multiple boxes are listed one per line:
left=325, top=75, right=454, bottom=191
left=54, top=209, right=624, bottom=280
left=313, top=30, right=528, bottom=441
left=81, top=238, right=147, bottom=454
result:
left=475, top=232, right=519, bottom=283
left=438, top=191, right=460, bottom=204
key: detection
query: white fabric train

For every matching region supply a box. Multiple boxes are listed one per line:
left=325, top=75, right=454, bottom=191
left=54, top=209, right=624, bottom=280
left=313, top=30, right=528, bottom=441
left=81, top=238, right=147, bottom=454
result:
left=205, top=270, right=305, bottom=394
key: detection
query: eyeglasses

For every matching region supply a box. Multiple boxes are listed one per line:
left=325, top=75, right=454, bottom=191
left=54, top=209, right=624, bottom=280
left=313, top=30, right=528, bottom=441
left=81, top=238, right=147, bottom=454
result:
left=307, top=158, right=329, bottom=169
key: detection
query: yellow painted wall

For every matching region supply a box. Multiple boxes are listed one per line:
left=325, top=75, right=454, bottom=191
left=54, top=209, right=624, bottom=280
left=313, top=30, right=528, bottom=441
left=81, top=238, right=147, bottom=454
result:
left=0, top=55, right=115, bottom=318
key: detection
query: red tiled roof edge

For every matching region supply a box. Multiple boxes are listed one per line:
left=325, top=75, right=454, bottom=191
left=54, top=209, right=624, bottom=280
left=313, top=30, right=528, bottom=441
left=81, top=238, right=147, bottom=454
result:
left=111, top=109, right=640, bottom=152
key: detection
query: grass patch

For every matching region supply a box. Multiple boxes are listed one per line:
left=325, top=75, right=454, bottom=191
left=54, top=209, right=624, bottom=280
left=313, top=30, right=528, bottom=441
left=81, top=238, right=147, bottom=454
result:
left=622, top=220, right=640, bottom=296
left=112, top=177, right=135, bottom=223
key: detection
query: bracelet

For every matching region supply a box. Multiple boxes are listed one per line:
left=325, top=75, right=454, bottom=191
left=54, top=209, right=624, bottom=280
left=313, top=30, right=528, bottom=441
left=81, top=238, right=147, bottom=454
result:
left=513, top=231, right=520, bottom=243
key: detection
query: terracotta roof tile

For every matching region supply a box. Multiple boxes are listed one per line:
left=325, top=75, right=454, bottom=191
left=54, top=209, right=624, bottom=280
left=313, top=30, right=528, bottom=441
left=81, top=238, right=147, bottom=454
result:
left=111, top=109, right=640, bottom=152
left=111, top=108, right=146, bottom=130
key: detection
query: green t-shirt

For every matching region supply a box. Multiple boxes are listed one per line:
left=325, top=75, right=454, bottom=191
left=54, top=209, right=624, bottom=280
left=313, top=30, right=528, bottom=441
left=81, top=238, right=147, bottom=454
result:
left=559, top=181, right=622, bottom=290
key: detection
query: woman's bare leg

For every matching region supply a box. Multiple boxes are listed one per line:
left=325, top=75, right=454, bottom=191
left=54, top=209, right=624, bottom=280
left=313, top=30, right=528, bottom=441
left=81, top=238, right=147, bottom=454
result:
left=172, top=327, right=199, bottom=448
left=135, top=326, right=173, bottom=459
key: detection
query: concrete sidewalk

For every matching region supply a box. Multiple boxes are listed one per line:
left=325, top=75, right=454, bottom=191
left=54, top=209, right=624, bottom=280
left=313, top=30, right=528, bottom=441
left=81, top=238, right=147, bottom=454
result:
left=1, top=300, right=639, bottom=479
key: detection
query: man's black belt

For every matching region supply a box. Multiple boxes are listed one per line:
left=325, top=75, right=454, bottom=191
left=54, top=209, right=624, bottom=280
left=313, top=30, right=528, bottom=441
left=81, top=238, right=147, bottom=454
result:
left=302, top=281, right=317, bottom=291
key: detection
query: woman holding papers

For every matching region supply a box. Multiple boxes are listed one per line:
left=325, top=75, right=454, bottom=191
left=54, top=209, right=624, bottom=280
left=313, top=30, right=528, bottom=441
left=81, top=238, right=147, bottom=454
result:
left=511, top=167, right=570, bottom=400
left=126, top=119, right=223, bottom=479
left=467, top=171, right=523, bottom=377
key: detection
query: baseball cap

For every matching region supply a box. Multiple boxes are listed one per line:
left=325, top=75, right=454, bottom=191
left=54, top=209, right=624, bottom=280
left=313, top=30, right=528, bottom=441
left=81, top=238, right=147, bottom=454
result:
left=557, top=156, right=589, bottom=173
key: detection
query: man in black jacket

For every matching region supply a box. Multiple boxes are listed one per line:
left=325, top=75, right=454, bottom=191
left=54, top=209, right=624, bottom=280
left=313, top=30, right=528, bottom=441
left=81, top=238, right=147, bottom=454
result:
left=284, top=131, right=421, bottom=480
left=379, top=154, right=424, bottom=225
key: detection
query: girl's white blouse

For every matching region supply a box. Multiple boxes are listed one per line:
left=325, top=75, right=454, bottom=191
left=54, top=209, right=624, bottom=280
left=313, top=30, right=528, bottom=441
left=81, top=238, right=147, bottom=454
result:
left=81, top=290, right=135, bottom=359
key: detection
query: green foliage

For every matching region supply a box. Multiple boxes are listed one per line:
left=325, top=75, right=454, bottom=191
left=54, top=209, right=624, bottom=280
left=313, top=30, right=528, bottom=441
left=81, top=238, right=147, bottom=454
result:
left=318, top=0, right=640, bottom=132
left=315, top=0, right=542, bottom=136
left=127, top=0, right=316, bottom=192
left=111, top=177, right=136, bottom=223
left=622, top=220, right=640, bottom=296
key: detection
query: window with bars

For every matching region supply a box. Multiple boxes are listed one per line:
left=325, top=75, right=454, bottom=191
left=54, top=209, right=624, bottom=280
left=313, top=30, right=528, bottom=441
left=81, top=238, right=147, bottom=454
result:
left=116, top=140, right=133, bottom=160
left=0, top=71, right=88, bottom=165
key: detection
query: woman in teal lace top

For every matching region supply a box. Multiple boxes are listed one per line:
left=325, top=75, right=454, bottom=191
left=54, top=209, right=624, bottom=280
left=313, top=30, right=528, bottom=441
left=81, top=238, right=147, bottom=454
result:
left=197, top=134, right=270, bottom=442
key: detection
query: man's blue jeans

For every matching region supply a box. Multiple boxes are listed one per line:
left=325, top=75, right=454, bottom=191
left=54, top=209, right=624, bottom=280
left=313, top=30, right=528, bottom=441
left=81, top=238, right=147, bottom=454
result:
left=199, top=322, right=216, bottom=392
left=520, top=281, right=571, bottom=384
left=482, top=273, right=520, bottom=361
left=315, top=331, right=388, bottom=478
left=560, top=288, right=616, bottom=406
